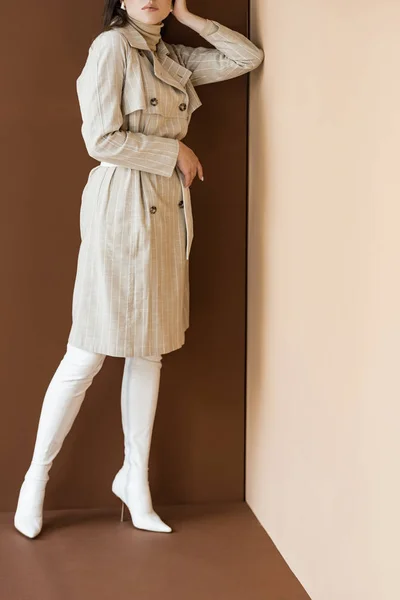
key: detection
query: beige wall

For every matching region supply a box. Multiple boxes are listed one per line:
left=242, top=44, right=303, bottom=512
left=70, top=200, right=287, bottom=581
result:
left=247, top=1, right=400, bottom=598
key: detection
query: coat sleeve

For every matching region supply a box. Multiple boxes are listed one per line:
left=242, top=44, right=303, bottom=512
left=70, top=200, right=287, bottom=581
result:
left=76, top=30, right=180, bottom=177
left=170, top=19, right=264, bottom=87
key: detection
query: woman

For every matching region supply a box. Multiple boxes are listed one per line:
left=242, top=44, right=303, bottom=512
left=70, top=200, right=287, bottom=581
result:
left=14, top=0, right=264, bottom=538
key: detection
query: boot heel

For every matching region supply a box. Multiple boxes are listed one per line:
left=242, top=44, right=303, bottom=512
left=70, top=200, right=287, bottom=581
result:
left=112, top=473, right=172, bottom=533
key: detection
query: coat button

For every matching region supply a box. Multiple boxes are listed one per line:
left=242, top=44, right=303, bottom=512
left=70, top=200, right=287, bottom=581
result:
left=138, top=50, right=144, bottom=56
left=178, top=199, right=184, bottom=208
left=179, top=102, right=187, bottom=111
left=150, top=97, right=158, bottom=106
left=150, top=206, right=157, bottom=214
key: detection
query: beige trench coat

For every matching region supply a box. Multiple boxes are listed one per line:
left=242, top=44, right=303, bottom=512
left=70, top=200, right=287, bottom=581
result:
left=67, top=18, right=264, bottom=357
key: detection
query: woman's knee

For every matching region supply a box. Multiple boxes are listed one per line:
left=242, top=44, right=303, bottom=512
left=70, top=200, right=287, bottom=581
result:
left=124, top=354, right=162, bottom=371
left=62, top=343, right=106, bottom=377
left=143, top=354, right=162, bottom=364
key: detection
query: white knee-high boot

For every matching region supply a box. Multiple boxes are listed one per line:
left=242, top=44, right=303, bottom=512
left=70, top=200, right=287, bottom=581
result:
left=111, top=354, right=171, bottom=533
left=14, top=343, right=106, bottom=539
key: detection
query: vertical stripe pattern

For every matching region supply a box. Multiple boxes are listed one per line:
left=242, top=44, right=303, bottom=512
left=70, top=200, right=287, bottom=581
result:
left=67, top=19, right=264, bottom=357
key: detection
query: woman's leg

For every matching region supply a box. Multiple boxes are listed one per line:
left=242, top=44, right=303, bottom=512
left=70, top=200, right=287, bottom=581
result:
left=14, top=343, right=107, bottom=538
left=111, top=354, right=171, bottom=532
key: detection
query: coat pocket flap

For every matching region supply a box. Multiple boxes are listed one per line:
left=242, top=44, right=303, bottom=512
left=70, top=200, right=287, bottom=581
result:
left=121, top=84, right=147, bottom=116
left=186, top=80, right=203, bottom=117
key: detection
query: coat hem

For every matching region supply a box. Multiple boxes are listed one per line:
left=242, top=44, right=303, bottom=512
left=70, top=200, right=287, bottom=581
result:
left=66, top=327, right=188, bottom=358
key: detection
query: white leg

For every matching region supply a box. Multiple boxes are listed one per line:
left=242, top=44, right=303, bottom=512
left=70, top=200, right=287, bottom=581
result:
left=111, top=354, right=172, bottom=533
left=14, top=343, right=106, bottom=538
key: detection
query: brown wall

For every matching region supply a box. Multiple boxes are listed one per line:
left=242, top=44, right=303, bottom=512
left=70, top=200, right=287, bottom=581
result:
left=1, top=2, right=249, bottom=510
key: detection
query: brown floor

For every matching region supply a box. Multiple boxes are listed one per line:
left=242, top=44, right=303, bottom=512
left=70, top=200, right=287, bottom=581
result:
left=0, top=501, right=310, bottom=600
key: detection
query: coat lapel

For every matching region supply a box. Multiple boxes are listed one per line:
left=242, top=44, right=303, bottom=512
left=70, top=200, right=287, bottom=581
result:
left=117, top=23, right=189, bottom=92
left=156, top=42, right=203, bottom=114
left=153, top=49, right=192, bottom=92
left=116, top=22, right=202, bottom=113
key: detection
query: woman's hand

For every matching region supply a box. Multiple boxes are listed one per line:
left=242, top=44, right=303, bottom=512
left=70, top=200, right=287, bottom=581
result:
left=177, top=141, right=204, bottom=188
left=170, top=3, right=208, bottom=34
left=171, top=0, right=189, bottom=22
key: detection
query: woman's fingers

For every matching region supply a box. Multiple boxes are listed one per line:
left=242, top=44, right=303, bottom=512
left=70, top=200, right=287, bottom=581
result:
left=184, top=168, right=195, bottom=188
left=177, top=141, right=204, bottom=187
left=183, top=163, right=204, bottom=188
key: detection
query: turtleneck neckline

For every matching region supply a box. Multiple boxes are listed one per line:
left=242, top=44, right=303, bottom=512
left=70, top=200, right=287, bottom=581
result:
left=127, top=15, right=164, bottom=52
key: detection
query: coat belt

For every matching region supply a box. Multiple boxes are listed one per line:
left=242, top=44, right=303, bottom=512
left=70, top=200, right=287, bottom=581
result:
left=99, top=161, right=193, bottom=260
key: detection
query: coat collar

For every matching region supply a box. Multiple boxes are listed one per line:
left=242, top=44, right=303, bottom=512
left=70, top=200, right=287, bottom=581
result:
left=116, top=21, right=193, bottom=92
left=116, top=20, right=170, bottom=57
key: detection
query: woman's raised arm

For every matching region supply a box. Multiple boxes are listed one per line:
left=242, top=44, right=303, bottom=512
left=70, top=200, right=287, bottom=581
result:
left=170, top=15, right=264, bottom=87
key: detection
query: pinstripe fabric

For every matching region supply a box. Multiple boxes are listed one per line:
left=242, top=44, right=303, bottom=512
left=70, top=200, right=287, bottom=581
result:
left=67, top=18, right=264, bottom=357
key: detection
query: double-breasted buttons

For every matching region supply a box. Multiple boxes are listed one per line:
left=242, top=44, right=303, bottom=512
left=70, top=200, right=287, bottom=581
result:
left=178, top=199, right=184, bottom=208
left=150, top=206, right=157, bottom=214
left=179, top=102, right=187, bottom=111
left=150, top=97, right=158, bottom=106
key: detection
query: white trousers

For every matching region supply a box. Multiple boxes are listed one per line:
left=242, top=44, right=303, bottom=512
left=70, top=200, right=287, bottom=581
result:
left=25, top=342, right=162, bottom=481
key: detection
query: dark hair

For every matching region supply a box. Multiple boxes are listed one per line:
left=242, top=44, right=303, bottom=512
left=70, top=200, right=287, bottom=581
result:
left=101, top=0, right=175, bottom=36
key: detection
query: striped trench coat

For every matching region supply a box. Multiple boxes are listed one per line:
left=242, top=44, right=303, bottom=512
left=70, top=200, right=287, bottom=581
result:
left=67, top=18, right=264, bottom=357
